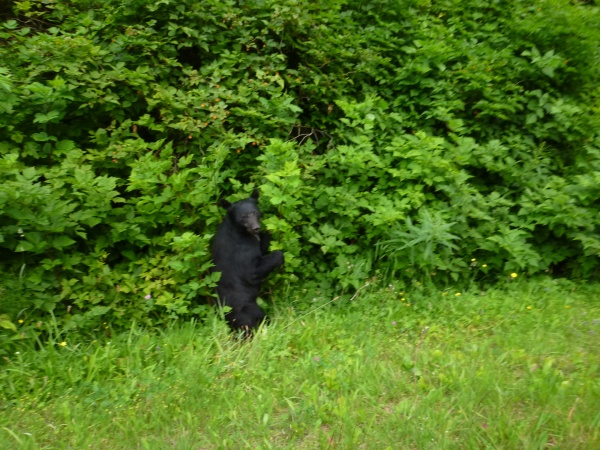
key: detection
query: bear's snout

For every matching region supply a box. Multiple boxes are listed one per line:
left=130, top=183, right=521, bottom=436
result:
left=246, top=217, right=261, bottom=235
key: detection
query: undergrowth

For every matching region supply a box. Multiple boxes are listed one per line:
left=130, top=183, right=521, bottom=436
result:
left=1, top=277, right=598, bottom=449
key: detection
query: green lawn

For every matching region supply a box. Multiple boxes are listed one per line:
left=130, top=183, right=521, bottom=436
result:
left=1, top=277, right=599, bottom=449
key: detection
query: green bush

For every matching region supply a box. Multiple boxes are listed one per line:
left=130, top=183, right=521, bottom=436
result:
left=1, top=0, right=599, bottom=337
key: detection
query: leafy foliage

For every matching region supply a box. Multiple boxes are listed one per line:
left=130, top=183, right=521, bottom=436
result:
left=1, top=0, right=599, bottom=336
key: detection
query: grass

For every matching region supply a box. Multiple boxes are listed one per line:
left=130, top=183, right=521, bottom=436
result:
left=1, top=276, right=599, bottom=449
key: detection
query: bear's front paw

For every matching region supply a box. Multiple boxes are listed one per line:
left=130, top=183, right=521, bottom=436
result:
left=259, top=231, right=272, bottom=254
left=272, top=250, right=284, bottom=266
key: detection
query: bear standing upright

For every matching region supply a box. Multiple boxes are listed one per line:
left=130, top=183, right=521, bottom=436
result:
left=211, top=188, right=284, bottom=332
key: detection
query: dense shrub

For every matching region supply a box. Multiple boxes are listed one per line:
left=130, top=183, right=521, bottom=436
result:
left=1, top=0, right=599, bottom=341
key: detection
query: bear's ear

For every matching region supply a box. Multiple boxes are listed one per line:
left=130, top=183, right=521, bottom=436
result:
left=218, top=198, right=231, bottom=209
left=251, top=188, right=259, bottom=200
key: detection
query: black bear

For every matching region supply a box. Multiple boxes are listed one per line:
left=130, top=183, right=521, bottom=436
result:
left=211, top=188, right=284, bottom=333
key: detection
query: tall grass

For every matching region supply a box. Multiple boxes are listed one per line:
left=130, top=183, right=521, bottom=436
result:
left=1, top=277, right=599, bottom=449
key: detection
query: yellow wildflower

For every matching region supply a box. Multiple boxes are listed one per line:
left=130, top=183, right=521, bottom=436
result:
left=59, top=342, right=67, bottom=347
left=510, top=273, right=518, bottom=278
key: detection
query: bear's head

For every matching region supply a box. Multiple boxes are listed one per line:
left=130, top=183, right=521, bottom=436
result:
left=219, top=188, right=262, bottom=237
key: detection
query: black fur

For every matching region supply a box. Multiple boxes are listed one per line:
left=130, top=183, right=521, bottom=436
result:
left=212, top=189, right=284, bottom=333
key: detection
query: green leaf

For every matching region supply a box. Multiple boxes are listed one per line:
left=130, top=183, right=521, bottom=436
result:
left=55, top=140, right=76, bottom=155
left=87, top=306, right=111, bottom=317
left=3, top=20, right=18, bottom=30
left=52, top=236, right=76, bottom=250
left=541, top=67, right=555, bottom=78
left=33, top=111, right=61, bottom=124
left=0, top=315, right=17, bottom=332
left=15, top=241, right=35, bottom=252
left=31, top=132, right=56, bottom=142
